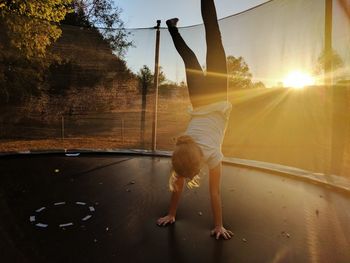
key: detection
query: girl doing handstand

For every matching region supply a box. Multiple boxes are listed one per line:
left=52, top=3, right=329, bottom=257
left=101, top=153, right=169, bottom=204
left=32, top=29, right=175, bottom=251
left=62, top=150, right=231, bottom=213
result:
left=157, top=0, right=233, bottom=240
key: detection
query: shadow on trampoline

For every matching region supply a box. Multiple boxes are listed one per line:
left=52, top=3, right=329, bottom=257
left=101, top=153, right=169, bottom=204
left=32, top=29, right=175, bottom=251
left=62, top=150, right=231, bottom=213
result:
left=1, top=152, right=350, bottom=263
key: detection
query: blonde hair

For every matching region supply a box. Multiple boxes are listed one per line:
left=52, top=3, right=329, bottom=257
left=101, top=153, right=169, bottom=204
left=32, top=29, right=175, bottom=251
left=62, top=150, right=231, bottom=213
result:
left=169, top=135, right=203, bottom=192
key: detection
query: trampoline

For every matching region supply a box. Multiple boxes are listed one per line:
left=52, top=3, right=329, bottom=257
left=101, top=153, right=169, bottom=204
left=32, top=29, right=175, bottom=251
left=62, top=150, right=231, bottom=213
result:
left=1, top=150, right=350, bottom=263
left=1, top=0, right=350, bottom=262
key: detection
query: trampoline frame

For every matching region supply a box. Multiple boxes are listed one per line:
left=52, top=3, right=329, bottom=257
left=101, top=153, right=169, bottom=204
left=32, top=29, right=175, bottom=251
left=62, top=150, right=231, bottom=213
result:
left=1, top=148, right=349, bottom=195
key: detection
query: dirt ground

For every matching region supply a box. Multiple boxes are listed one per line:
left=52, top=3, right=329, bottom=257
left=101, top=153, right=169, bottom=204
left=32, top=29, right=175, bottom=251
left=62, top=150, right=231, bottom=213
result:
left=1, top=87, right=349, bottom=178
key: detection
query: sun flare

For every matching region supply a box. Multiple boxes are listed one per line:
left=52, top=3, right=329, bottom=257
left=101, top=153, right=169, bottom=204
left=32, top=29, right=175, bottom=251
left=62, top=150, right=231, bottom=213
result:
left=283, top=71, right=315, bottom=89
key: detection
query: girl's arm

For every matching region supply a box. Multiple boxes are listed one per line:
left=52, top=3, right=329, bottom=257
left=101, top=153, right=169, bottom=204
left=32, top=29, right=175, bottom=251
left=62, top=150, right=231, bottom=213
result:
left=209, top=162, right=233, bottom=240
left=157, top=176, right=185, bottom=226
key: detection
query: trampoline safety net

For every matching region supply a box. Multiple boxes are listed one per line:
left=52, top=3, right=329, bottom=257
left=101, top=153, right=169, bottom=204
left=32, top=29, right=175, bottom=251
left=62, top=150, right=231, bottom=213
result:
left=0, top=0, right=349, bottom=179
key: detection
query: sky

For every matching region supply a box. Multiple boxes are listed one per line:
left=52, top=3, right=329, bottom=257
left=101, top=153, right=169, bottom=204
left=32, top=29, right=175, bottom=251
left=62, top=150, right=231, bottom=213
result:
left=113, top=0, right=349, bottom=86
left=116, top=0, right=269, bottom=28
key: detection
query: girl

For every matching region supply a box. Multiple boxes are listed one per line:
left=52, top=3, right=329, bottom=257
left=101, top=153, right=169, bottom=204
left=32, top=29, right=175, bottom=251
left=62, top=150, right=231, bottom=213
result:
left=157, top=0, right=233, bottom=240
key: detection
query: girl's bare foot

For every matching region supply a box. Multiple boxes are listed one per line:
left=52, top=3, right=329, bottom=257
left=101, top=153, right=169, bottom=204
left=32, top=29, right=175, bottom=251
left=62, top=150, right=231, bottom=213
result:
left=166, top=18, right=179, bottom=28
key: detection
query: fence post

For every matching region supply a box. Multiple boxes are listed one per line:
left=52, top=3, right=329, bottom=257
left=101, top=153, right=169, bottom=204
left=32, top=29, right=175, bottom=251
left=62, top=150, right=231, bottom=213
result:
left=121, top=118, right=124, bottom=144
left=61, top=115, right=65, bottom=140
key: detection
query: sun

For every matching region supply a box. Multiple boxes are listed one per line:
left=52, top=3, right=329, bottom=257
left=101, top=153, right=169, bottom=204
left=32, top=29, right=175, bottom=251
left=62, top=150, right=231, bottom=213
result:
left=283, top=71, right=315, bottom=89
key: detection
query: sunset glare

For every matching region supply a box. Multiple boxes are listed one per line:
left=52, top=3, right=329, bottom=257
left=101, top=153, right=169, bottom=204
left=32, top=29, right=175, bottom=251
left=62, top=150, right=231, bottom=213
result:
left=283, top=71, right=315, bottom=89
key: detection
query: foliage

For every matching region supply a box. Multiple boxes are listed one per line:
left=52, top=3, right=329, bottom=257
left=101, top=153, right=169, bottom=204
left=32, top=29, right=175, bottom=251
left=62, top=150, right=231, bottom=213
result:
left=0, top=0, right=73, bottom=103
left=315, top=49, right=345, bottom=83
left=48, top=22, right=134, bottom=96
left=69, top=0, right=133, bottom=57
left=137, top=65, right=166, bottom=94
left=252, top=81, right=266, bottom=89
left=0, top=0, right=134, bottom=104
left=227, top=55, right=265, bottom=89
left=0, top=0, right=73, bottom=59
left=137, top=65, right=154, bottom=92
left=227, top=55, right=252, bottom=89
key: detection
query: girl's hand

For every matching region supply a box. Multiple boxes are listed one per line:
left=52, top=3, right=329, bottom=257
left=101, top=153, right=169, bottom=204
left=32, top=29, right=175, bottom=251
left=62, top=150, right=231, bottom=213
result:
left=157, top=215, right=175, bottom=226
left=211, top=226, right=234, bottom=240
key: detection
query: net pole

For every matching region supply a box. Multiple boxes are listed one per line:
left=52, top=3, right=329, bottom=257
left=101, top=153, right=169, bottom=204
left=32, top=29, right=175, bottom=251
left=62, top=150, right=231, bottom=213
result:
left=152, top=20, right=161, bottom=151
left=325, top=0, right=333, bottom=176
left=325, top=0, right=333, bottom=86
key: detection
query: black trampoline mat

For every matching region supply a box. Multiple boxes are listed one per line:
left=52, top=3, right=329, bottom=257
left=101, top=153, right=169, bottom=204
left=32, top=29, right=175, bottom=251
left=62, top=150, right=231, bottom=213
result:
left=1, top=154, right=350, bottom=263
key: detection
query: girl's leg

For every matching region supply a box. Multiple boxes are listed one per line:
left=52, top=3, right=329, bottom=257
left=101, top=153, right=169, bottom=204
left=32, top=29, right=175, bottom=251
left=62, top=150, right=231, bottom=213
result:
left=167, top=19, right=205, bottom=107
left=201, top=0, right=227, bottom=102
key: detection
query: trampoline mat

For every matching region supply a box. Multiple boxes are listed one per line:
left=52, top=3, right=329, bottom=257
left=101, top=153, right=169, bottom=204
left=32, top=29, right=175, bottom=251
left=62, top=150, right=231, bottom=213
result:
left=1, top=153, right=350, bottom=263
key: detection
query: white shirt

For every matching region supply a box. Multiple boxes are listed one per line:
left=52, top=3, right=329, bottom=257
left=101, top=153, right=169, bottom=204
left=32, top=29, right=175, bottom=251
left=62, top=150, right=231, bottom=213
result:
left=185, top=101, right=232, bottom=169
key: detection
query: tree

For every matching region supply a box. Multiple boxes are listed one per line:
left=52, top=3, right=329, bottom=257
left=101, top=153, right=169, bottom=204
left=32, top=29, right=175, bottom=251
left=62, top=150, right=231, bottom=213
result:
left=137, top=65, right=166, bottom=93
left=137, top=65, right=151, bottom=144
left=0, top=0, right=73, bottom=103
left=137, top=65, right=167, bottom=145
left=0, top=0, right=133, bottom=103
left=47, top=1, right=135, bottom=96
left=136, top=65, right=152, bottom=143
left=226, top=55, right=265, bottom=89
left=137, top=66, right=153, bottom=92
left=48, top=20, right=133, bottom=95
left=252, top=81, right=266, bottom=89
left=315, top=49, right=345, bottom=83
left=0, top=0, right=73, bottom=59
left=227, top=55, right=253, bottom=89
left=68, top=0, right=133, bottom=57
